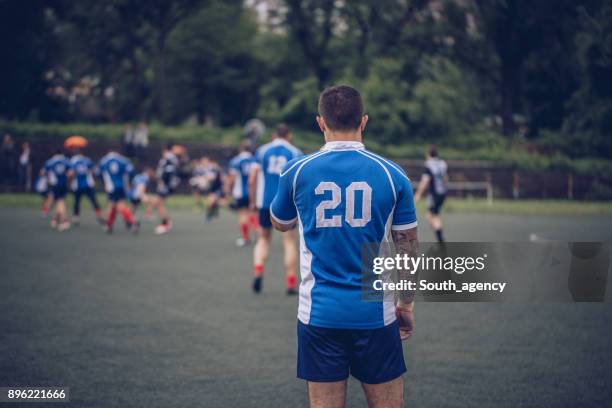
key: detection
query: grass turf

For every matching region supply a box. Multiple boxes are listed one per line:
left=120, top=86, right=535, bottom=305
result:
left=0, top=207, right=611, bottom=407
left=1, top=193, right=612, bottom=216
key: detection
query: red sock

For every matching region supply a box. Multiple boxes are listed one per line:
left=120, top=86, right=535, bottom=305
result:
left=286, top=274, right=297, bottom=289
left=107, top=206, right=117, bottom=227
left=254, top=264, right=264, bottom=278
left=240, top=223, right=249, bottom=241
left=249, top=213, right=259, bottom=230
left=120, top=207, right=135, bottom=225
left=95, top=208, right=101, bottom=217
left=41, top=202, right=49, bottom=213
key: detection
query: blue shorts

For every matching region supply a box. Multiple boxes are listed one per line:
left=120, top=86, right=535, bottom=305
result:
left=258, top=209, right=272, bottom=229
left=297, top=320, right=406, bottom=384
left=52, top=185, right=68, bottom=200
left=108, top=189, right=126, bottom=203
left=231, top=197, right=249, bottom=210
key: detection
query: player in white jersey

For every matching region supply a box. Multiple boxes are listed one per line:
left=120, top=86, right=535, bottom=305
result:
left=270, top=85, right=417, bottom=407
left=248, top=124, right=302, bottom=294
left=414, top=145, right=448, bottom=242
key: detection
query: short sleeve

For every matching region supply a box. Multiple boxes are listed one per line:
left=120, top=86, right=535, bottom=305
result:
left=392, top=172, right=417, bottom=230
left=270, top=163, right=297, bottom=224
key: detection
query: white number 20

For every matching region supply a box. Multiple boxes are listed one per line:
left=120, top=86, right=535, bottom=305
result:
left=315, top=181, right=372, bottom=228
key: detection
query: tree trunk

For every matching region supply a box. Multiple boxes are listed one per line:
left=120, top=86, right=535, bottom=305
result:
left=500, top=59, right=519, bottom=136
left=154, top=34, right=167, bottom=122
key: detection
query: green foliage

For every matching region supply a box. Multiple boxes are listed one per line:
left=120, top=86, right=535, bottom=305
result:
left=1, top=0, right=612, bottom=171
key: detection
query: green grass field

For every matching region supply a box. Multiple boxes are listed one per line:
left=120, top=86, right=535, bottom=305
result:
left=1, top=205, right=612, bottom=407
left=1, top=193, right=612, bottom=216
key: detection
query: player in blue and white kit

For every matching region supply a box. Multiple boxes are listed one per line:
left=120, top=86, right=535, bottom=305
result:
left=270, top=86, right=417, bottom=407
left=69, top=152, right=103, bottom=225
left=226, top=141, right=257, bottom=246
left=44, top=151, right=72, bottom=231
left=129, top=167, right=155, bottom=217
left=98, top=150, right=138, bottom=234
left=248, top=124, right=302, bottom=294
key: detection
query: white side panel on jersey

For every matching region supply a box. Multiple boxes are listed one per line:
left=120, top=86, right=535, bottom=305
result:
left=256, top=169, right=264, bottom=208
left=103, top=172, right=113, bottom=193
left=297, top=215, right=315, bottom=324
left=232, top=173, right=243, bottom=199
left=381, top=210, right=397, bottom=326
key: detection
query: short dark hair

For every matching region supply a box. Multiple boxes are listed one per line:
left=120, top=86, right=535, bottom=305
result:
left=166, top=143, right=174, bottom=151
left=318, top=85, right=364, bottom=131
left=275, top=123, right=290, bottom=138
left=428, top=145, right=438, bottom=157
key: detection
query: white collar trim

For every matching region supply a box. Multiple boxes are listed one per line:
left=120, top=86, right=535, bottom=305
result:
left=321, top=141, right=365, bottom=151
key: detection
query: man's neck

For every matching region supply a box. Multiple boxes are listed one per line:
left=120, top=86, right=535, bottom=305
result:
left=324, top=131, right=362, bottom=143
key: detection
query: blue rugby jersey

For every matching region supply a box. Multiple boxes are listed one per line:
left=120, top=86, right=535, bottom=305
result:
left=270, top=141, right=417, bottom=329
left=70, top=154, right=96, bottom=191
left=98, top=152, right=134, bottom=193
left=129, top=173, right=149, bottom=200
left=44, top=154, right=71, bottom=187
left=228, top=151, right=256, bottom=200
left=255, top=138, right=302, bottom=209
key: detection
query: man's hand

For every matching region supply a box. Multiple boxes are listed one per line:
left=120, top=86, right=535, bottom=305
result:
left=395, top=302, right=414, bottom=340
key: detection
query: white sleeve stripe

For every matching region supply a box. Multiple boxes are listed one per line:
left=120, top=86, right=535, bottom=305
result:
left=280, top=150, right=326, bottom=177
left=270, top=208, right=297, bottom=225
left=292, top=150, right=331, bottom=202
left=391, top=221, right=418, bottom=230
left=356, top=150, right=397, bottom=201
left=361, top=150, right=411, bottom=182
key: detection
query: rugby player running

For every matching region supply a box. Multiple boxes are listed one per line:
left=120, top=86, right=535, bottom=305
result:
left=270, top=85, right=418, bottom=408
left=414, top=145, right=448, bottom=242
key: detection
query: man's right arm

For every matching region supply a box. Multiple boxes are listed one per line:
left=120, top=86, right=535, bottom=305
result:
left=391, top=227, right=418, bottom=340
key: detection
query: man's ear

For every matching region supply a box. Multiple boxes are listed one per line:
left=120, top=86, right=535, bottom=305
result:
left=360, top=115, right=369, bottom=132
left=316, top=116, right=326, bottom=133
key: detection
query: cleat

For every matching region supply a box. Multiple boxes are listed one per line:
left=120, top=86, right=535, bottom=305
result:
left=104, top=224, right=113, bottom=234
left=97, top=217, right=106, bottom=226
left=287, top=288, right=298, bottom=296
left=57, top=222, right=71, bottom=232
left=72, top=216, right=80, bottom=226
left=50, top=219, right=58, bottom=229
left=131, top=221, right=140, bottom=235
left=154, top=224, right=170, bottom=235
left=235, top=238, right=250, bottom=247
left=252, top=276, right=263, bottom=293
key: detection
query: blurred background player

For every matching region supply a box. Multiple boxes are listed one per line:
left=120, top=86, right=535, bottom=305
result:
left=129, top=167, right=155, bottom=218
left=35, top=169, right=52, bottom=217
left=203, top=158, right=224, bottom=222
left=226, top=141, right=257, bottom=246
left=190, top=157, right=209, bottom=212
left=44, top=150, right=71, bottom=231
left=69, top=150, right=103, bottom=225
left=248, top=124, right=302, bottom=294
left=153, top=144, right=179, bottom=235
left=414, top=145, right=448, bottom=242
left=98, top=149, right=138, bottom=234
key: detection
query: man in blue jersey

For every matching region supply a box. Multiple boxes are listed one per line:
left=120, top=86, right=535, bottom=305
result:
left=129, top=167, right=155, bottom=215
left=69, top=151, right=103, bottom=225
left=44, top=151, right=72, bottom=231
left=248, top=124, right=302, bottom=294
left=226, top=141, right=257, bottom=246
left=270, top=85, right=418, bottom=407
left=98, top=150, right=138, bottom=234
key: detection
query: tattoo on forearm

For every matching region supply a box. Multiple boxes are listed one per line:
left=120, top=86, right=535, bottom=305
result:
left=391, top=228, right=419, bottom=304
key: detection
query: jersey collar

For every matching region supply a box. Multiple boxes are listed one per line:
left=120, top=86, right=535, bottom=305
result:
left=321, top=141, right=365, bottom=151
